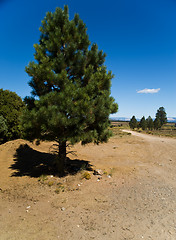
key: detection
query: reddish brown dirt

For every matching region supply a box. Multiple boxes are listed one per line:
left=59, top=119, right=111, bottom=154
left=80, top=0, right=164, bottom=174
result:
left=0, top=131, right=176, bottom=240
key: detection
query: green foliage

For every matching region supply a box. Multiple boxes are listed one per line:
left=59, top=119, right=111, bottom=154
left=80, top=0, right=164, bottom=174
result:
left=146, top=116, right=154, bottom=130
left=55, top=183, right=65, bottom=194
left=0, top=89, right=24, bottom=143
left=139, top=116, right=146, bottom=130
left=154, top=117, right=161, bottom=130
left=22, top=6, right=118, bottom=162
left=155, top=107, right=167, bottom=126
left=129, top=116, right=137, bottom=129
left=0, top=115, right=8, bottom=143
left=38, top=174, right=48, bottom=182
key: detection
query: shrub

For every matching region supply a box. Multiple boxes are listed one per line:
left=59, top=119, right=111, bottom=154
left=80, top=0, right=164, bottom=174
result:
left=55, top=184, right=65, bottom=193
left=48, top=181, right=54, bottom=187
left=0, top=89, right=24, bottom=142
left=81, top=171, right=91, bottom=180
left=0, top=115, right=8, bottom=144
left=38, top=174, right=48, bottom=182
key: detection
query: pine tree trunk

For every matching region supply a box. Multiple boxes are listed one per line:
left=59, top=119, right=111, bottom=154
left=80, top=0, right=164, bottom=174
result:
left=59, top=140, right=67, bottom=160
left=57, top=140, right=67, bottom=174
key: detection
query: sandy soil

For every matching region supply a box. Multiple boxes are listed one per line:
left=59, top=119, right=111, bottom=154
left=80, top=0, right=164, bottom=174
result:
left=0, top=131, right=176, bottom=240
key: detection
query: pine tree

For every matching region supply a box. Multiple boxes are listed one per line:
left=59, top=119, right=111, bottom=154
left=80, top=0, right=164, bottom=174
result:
left=146, top=116, right=154, bottom=130
left=129, top=116, right=137, bottom=129
left=139, top=116, right=146, bottom=130
left=155, top=107, right=167, bottom=126
left=22, top=6, right=118, bottom=173
left=154, top=117, right=161, bottom=130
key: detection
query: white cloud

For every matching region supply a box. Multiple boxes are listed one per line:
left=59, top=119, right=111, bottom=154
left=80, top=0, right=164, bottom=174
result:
left=137, top=88, right=160, bottom=94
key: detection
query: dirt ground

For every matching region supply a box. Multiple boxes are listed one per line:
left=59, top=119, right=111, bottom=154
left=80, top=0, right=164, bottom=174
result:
left=0, top=130, right=176, bottom=240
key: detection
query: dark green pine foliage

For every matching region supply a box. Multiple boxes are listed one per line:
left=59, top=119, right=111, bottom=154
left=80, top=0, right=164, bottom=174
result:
left=155, top=107, right=167, bottom=126
left=146, top=116, right=154, bottom=130
left=139, top=116, right=146, bottom=130
left=22, top=6, right=118, bottom=171
left=129, top=116, right=137, bottom=129
left=154, top=117, right=161, bottom=130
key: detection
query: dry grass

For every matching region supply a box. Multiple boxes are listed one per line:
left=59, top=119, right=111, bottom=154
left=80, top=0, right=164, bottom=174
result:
left=110, top=121, right=130, bottom=129
left=112, top=121, right=176, bottom=139
left=144, top=123, right=176, bottom=138
left=110, top=121, right=131, bottom=138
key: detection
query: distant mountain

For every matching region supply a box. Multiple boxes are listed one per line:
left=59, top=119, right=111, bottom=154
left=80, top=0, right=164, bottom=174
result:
left=167, top=117, right=176, bottom=123
left=110, top=117, right=131, bottom=122
left=110, top=117, right=176, bottom=123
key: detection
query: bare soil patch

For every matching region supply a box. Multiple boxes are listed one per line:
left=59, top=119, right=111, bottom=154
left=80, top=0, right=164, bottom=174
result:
left=0, top=132, right=176, bottom=239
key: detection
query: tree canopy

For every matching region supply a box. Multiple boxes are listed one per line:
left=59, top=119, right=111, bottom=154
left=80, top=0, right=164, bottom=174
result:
left=22, top=6, right=118, bottom=172
left=139, top=116, right=146, bottom=130
left=155, top=107, right=167, bottom=126
left=129, top=116, right=137, bottom=129
left=146, top=116, right=154, bottom=130
left=0, top=115, right=8, bottom=144
left=0, top=89, right=24, bottom=143
left=154, top=117, right=161, bottom=130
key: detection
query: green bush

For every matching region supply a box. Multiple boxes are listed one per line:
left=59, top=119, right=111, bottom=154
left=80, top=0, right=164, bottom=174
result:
left=0, top=89, right=25, bottom=143
left=0, top=115, right=8, bottom=143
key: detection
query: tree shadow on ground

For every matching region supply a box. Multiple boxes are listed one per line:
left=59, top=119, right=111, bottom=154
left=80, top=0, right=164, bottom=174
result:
left=10, top=144, right=93, bottom=178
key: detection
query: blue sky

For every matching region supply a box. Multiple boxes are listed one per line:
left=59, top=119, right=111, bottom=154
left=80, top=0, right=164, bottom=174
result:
left=0, top=0, right=175, bottom=118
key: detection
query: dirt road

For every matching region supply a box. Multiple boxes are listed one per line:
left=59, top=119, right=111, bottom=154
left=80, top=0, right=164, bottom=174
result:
left=123, top=129, right=176, bottom=142
left=0, top=131, right=176, bottom=239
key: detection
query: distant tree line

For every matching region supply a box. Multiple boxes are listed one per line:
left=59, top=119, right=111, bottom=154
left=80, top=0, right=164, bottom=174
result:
left=129, top=107, right=167, bottom=130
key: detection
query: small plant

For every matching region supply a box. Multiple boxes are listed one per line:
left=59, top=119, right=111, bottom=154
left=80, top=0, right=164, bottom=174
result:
left=57, top=182, right=63, bottom=186
left=109, top=168, right=115, bottom=177
left=48, top=181, right=54, bottom=187
left=55, top=188, right=61, bottom=194
left=38, top=174, right=48, bottom=182
left=55, top=184, right=65, bottom=194
left=81, top=171, right=91, bottom=180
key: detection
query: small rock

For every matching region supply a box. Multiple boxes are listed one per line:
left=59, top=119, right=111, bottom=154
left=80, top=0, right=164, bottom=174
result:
left=93, top=169, right=103, bottom=176
left=107, top=175, right=111, bottom=178
left=78, top=184, right=81, bottom=187
left=26, top=206, right=31, bottom=209
left=61, top=207, right=65, bottom=211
